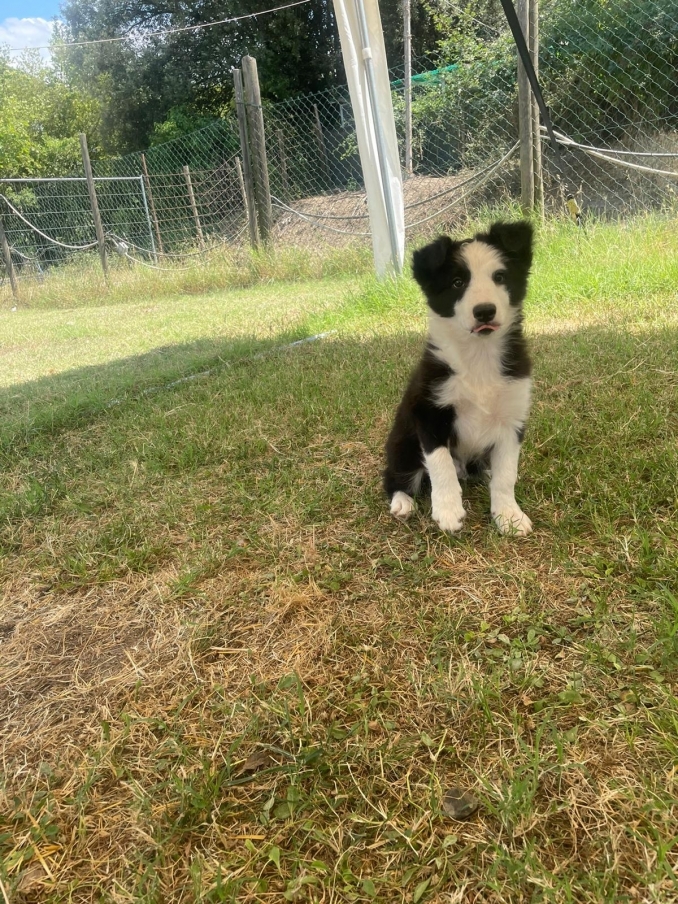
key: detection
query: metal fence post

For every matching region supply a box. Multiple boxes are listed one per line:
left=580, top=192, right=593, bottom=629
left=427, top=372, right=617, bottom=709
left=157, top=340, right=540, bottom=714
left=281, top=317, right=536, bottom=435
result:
left=233, top=67, right=260, bottom=248
left=79, top=133, right=108, bottom=278
left=183, top=165, right=205, bottom=249
left=403, top=0, right=413, bottom=176
left=140, top=153, right=164, bottom=256
left=242, top=55, right=273, bottom=244
left=517, top=0, right=535, bottom=213
left=0, top=215, right=19, bottom=302
left=138, top=175, right=158, bottom=261
left=529, top=0, right=544, bottom=217
left=276, top=130, right=290, bottom=200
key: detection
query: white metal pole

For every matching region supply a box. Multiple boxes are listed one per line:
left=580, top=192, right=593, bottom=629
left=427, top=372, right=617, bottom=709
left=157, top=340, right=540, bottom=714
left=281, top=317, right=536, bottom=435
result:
left=353, top=0, right=402, bottom=274
left=529, top=0, right=544, bottom=217
left=403, top=0, right=413, bottom=176
left=138, top=175, right=158, bottom=261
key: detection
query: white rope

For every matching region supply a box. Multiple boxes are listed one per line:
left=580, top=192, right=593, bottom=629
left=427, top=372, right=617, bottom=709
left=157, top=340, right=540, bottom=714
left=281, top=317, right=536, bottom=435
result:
left=545, top=128, right=678, bottom=178
left=7, top=247, right=35, bottom=262
left=405, top=142, right=519, bottom=230
left=121, top=251, right=199, bottom=271
left=117, top=229, right=248, bottom=269
left=108, top=231, right=209, bottom=258
left=0, top=195, right=99, bottom=250
left=108, top=228, right=248, bottom=262
left=271, top=198, right=371, bottom=235
left=8, top=0, right=312, bottom=52
left=403, top=153, right=516, bottom=210
left=271, top=196, right=369, bottom=221
left=539, top=129, right=678, bottom=158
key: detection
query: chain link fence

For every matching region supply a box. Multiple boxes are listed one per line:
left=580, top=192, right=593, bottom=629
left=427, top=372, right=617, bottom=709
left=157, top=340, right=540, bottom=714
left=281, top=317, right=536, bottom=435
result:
left=539, top=0, right=678, bottom=215
left=2, top=0, right=677, bottom=297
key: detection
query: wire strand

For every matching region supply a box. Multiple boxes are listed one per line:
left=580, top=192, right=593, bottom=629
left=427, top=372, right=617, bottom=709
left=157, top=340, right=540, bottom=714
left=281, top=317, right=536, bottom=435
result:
left=540, top=128, right=678, bottom=158
left=404, top=143, right=519, bottom=230
left=8, top=0, right=312, bottom=53
left=403, top=154, right=514, bottom=210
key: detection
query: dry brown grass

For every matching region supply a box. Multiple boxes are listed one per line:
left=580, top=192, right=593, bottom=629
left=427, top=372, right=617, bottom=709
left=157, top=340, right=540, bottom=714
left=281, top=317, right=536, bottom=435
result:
left=2, top=462, right=676, bottom=901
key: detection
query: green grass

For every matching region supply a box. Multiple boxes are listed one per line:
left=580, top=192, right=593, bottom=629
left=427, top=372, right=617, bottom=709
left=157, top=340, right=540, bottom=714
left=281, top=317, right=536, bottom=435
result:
left=1, top=216, right=678, bottom=903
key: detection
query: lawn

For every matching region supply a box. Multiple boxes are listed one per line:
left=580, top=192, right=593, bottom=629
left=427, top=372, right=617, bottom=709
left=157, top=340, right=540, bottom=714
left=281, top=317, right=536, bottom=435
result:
left=1, top=217, right=678, bottom=903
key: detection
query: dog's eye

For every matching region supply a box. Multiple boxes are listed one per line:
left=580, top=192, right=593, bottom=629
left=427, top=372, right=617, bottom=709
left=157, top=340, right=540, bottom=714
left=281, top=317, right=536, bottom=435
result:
left=493, top=271, right=507, bottom=284
left=452, top=277, right=465, bottom=289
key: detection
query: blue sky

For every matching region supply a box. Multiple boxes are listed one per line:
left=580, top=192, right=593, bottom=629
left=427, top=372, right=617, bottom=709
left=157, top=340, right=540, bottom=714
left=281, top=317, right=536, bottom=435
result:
left=0, top=0, right=61, bottom=57
left=3, top=0, right=61, bottom=20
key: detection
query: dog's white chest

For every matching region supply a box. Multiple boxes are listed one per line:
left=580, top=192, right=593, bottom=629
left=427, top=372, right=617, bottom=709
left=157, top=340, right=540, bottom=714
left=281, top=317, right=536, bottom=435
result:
left=435, top=371, right=531, bottom=456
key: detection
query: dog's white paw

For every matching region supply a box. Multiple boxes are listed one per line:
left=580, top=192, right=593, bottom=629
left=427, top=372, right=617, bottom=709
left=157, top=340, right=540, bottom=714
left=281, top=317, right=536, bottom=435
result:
left=390, top=491, right=414, bottom=520
left=493, top=506, right=532, bottom=536
left=432, top=498, right=466, bottom=533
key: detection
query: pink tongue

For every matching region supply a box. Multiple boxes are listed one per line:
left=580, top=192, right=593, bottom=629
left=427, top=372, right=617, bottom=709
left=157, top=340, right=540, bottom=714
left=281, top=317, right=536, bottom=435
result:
left=473, top=323, right=498, bottom=332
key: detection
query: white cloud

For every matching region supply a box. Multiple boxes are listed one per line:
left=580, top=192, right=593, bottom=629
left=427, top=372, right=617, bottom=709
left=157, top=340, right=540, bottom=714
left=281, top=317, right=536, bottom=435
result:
left=0, top=17, right=57, bottom=61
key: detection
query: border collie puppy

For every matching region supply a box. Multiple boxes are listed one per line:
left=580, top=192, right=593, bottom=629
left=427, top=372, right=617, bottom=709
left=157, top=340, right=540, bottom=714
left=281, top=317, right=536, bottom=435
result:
left=384, top=221, right=534, bottom=536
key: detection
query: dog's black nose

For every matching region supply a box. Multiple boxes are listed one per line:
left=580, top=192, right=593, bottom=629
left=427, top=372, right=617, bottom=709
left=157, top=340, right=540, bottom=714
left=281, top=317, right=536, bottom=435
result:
left=472, top=303, right=497, bottom=323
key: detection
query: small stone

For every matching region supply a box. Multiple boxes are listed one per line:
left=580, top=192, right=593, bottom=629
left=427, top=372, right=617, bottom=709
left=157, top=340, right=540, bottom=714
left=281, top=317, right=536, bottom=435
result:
left=442, top=786, right=480, bottom=821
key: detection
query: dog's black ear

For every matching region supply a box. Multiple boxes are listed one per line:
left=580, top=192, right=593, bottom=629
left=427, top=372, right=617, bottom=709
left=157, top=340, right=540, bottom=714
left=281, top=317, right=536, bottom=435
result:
left=487, top=221, right=533, bottom=264
left=412, top=235, right=455, bottom=292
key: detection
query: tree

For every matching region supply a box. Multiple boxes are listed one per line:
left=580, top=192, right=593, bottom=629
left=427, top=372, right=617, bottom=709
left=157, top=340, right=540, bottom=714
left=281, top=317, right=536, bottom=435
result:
left=0, top=51, right=101, bottom=177
left=54, top=0, right=347, bottom=153
left=54, top=0, right=447, bottom=155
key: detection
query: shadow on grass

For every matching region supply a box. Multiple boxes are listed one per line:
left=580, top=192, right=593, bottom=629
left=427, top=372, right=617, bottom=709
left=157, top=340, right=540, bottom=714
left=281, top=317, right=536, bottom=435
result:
left=1, top=318, right=676, bottom=544
left=0, top=324, right=326, bottom=456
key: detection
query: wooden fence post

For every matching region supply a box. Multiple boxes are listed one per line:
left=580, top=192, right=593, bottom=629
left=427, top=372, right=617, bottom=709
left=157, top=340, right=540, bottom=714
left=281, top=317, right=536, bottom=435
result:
left=234, top=157, right=251, bottom=241
left=0, top=216, right=19, bottom=302
left=183, top=165, right=205, bottom=249
left=140, top=153, right=164, bottom=256
left=233, top=67, right=260, bottom=247
left=79, top=133, right=108, bottom=278
left=242, top=55, right=273, bottom=243
left=517, top=0, right=534, bottom=213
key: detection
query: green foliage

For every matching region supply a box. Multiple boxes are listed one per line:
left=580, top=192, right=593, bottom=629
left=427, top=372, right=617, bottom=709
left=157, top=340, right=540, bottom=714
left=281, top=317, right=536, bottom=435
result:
left=540, top=0, right=678, bottom=139
left=424, top=0, right=678, bottom=148
left=0, top=51, right=101, bottom=177
left=150, top=107, right=220, bottom=146
left=55, top=0, right=346, bottom=153
left=390, top=36, right=517, bottom=173
left=52, top=0, right=446, bottom=156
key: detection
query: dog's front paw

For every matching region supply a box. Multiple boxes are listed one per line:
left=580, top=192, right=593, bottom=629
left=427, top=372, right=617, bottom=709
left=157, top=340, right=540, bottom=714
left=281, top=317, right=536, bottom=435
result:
left=432, top=498, right=466, bottom=533
left=390, top=491, right=414, bottom=520
left=493, top=506, right=532, bottom=536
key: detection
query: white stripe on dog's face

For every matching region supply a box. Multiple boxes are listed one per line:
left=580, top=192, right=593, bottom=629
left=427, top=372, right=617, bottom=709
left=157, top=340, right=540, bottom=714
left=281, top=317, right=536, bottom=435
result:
left=454, top=240, right=513, bottom=335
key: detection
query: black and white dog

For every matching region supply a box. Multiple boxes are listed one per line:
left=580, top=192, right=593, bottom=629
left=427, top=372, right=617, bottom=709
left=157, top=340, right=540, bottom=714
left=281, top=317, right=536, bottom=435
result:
left=384, top=221, right=534, bottom=536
